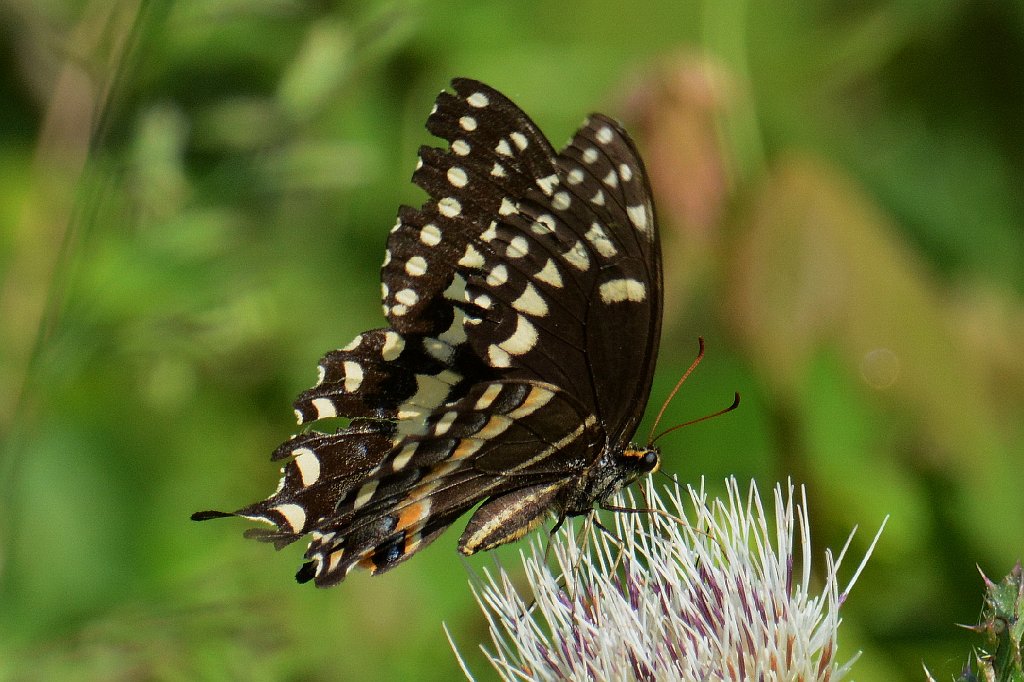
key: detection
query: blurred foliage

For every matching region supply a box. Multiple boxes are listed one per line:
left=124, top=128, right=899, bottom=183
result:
left=1, top=0, right=1022, bottom=680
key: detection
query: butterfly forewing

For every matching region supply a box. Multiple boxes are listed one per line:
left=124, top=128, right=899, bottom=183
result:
left=193, top=78, right=663, bottom=586
left=559, top=115, right=662, bottom=441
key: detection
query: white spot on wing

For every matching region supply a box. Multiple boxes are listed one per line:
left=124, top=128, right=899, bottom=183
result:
left=434, top=411, right=458, bottom=436
left=552, top=192, right=571, bottom=211
left=567, top=168, right=584, bottom=185
left=405, top=370, right=460, bottom=413
left=438, top=197, right=462, bottom=218
left=420, top=223, right=442, bottom=246
left=459, top=115, right=477, bottom=131
left=451, top=139, right=470, bottom=156
left=602, top=169, right=619, bottom=187
left=311, top=530, right=334, bottom=545
left=535, top=174, right=559, bottom=195
left=273, top=503, right=307, bottom=532
left=510, top=131, right=528, bottom=150
left=562, top=240, right=590, bottom=271
left=582, top=147, right=599, bottom=164
left=396, top=406, right=429, bottom=435
left=405, top=255, right=427, bottom=277
left=439, top=308, right=470, bottom=346
left=312, top=398, right=337, bottom=419
left=627, top=205, right=649, bottom=232
left=481, top=222, right=498, bottom=242
left=343, top=360, right=363, bottom=392
left=619, top=163, right=634, bottom=182
left=496, top=139, right=513, bottom=156
left=458, top=243, right=486, bottom=269
left=531, top=214, right=556, bottom=235
left=354, top=480, right=379, bottom=507
left=467, top=91, right=489, bottom=108
left=512, top=282, right=548, bottom=317
left=391, top=444, right=418, bottom=470
left=507, top=385, right=556, bottom=419
left=488, top=344, right=511, bottom=368
left=395, top=288, right=419, bottom=306
left=486, top=264, right=509, bottom=286
left=325, top=550, right=342, bottom=575
left=342, top=334, right=363, bottom=351
left=443, top=273, right=469, bottom=302
left=596, top=126, right=613, bottom=144
left=424, top=336, right=454, bottom=363
left=506, top=235, right=530, bottom=258
left=293, top=448, right=321, bottom=486
left=498, top=315, right=538, bottom=356
left=447, top=166, right=468, bottom=188
left=585, top=223, right=618, bottom=258
left=474, top=383, right=503, bottom=410
left=599, top=278, right=647, bottom=303
left=382, top=331, right=404, bottom=360
left=499, top=197, right=516, bottom=216
left=535, top=259, right=563, bottom=288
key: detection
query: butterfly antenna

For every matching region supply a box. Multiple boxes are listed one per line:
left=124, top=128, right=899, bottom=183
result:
left=646, top=337, right=706, bottom=445
left=651, top=391, right=740, bottom=444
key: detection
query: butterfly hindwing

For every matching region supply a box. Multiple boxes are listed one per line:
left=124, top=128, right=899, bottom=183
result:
left=290, top=380, right=593, bottom=585
left=292, top=329, right=458, bottom=424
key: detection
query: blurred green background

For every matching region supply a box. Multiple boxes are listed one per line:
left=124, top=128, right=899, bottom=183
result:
left=2, top=0, right=1022, bottom=679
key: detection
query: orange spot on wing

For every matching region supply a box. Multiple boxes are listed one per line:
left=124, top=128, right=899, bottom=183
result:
left=397, top=501, right=428, bottom=531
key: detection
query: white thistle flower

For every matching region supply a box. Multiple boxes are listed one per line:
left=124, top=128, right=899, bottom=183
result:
left=448, top=477, right=884, bottom=682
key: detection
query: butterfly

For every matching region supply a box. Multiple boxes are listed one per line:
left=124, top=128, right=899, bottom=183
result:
left=193, top=78, right=664, bottom=586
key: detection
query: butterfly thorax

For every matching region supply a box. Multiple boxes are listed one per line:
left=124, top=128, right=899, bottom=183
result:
left=559, top=442, right=660, bottom=516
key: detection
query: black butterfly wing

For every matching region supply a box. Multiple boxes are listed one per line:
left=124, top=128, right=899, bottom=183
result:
left=556, top=114, right=662, bottom=444
left=193, top=79, right=661, bottom=586
left=448, top=109, right=662, bottom=445
left=247, top=379, right=594, bottom=585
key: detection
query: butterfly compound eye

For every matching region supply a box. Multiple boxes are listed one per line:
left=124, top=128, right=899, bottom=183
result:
left=640, top=449, right=660, bottom=473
